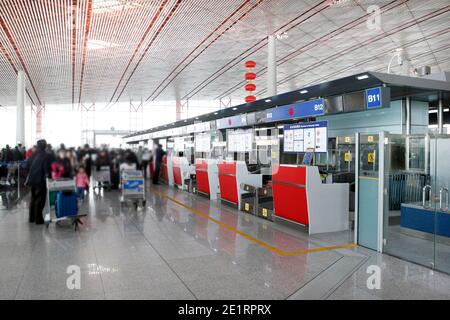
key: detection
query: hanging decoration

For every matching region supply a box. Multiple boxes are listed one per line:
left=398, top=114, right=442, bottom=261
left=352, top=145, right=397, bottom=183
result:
left=244, top=60, right=256, bottom=103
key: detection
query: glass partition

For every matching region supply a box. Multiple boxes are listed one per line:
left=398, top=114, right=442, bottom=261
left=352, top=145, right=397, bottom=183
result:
left=382, top=131, right=450, bottom=274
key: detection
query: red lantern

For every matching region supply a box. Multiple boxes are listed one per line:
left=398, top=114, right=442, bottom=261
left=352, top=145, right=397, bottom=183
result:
left=245, top=60, right=256, bottom=69
left=245, top=72, right=256, bottom=81
left=245, top=83, right=256, bottom=92
left=245, top=95, right=256, bottom=103
left=244, top=61, right=257, bottom=103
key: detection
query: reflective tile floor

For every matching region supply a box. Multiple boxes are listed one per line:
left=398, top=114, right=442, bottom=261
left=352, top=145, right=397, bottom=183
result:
left=1, top=184, right=450, bottom=300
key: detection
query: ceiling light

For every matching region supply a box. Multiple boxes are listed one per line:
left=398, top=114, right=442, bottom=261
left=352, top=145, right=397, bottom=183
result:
left=300, top=90, right=308, bottom=94
left=232, top=107, right=238, bottom=111
left=429, top=110, right=438, bottom=114
left=214, top=112, right=218, bottom=115
left=444, top=108, right=449, bottom=112
left=265, top=99, right=272, bottom=103
left=93, top=0, right=142, bottom=13
left=87, top=39, right=119, bottom=50
left=356, top=74, right=369, bottom=80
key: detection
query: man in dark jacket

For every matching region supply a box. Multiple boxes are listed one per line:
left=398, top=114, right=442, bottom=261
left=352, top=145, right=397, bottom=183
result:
left=26, top=139, right=51, bottom=224
left=152, top=144, right=166, bottom=185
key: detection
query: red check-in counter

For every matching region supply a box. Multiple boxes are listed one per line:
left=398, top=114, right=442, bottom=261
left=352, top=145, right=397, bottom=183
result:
left=172, top=157, right=182, bottom=187
left=272, top=165, right=309, bottom=225
left=196, top=158, right=220, bottom=200
left=272, top=165, right=349, bottom=234
left=218, top=160, right=263, bottom=209
left=172, top=156, right=194, bottom=190
left=161, top=155, right=169, bottom=184
left=218, top=161, right=239, bottom=205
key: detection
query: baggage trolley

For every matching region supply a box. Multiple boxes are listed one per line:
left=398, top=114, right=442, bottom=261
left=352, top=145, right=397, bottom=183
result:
left=44, top=178, right=87, bottom=230
left=93, top=166, right=112, bottom=193
left=120, top=170, right=146, bottom=210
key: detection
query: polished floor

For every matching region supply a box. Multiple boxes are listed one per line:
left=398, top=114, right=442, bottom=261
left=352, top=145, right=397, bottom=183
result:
left=1, top=184, right=450, bottom=300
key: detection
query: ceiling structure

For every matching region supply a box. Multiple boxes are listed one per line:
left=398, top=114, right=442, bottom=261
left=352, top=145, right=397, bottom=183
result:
left=0, top=0, right=449, bottom=109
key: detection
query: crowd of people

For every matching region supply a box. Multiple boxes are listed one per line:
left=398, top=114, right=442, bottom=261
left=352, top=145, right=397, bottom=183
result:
left=1, top=139, right=166, bottom=225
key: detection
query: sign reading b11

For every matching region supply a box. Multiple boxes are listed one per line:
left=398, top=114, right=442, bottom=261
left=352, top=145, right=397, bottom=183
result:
left=366, top=87, right=383, bottom=109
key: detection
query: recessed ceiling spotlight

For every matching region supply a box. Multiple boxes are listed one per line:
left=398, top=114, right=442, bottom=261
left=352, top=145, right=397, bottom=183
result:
left=214, top=112, right=218, bottom=115
left=356, top=74, right=369, bottom=80
left=265, top=99, right=272, bottom=103
left=300, top=90, right=308, bottom=94
left=232, top=107, right=238, bottom=111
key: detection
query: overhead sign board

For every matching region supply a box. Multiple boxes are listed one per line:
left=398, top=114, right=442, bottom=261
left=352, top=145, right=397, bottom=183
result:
left=216, top=114, right=247, bottom=129
left=266, top=98, right=325, bottom=122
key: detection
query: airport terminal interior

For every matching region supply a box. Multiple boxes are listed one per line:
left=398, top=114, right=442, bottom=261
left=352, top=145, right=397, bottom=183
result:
left=1, top=0, right=450, bottom=300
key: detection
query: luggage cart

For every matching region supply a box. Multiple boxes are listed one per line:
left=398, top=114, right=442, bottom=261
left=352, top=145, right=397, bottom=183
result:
left=93, top=166, right=112, bottom=194
left=120, top=170, right=146, bottom=210
left=44, top=178, right=87, bottom=230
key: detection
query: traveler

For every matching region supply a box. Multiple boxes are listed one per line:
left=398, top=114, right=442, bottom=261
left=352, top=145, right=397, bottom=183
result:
left=26, top=139, right=51, bottom=224
left=141, top=148, right=152, bottom=179
left=152, top=144, right=165, bottom=185
left=75, top=166, right=89, bottom=201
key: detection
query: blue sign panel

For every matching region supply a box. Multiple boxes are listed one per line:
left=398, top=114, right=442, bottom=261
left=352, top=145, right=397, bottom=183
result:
left=266, top=98, right=325, bottom=122
left=366, top=87, right=382, bottom=109
left=283, top=120, right=328, bottom=154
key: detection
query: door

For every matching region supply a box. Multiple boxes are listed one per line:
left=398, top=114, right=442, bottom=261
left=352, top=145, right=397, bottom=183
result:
left=434, top=134, right=450, bottom=273
left=382, top=133, right=436, bottom=268
left=383, top=131, right=450, bottom=274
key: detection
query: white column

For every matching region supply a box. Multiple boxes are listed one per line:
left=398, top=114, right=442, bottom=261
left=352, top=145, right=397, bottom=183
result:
left=438, top=95, right=444, bottom=134
left=267, top=35, right=277, bottom=97
left=16, top=70, right=25, bottom=145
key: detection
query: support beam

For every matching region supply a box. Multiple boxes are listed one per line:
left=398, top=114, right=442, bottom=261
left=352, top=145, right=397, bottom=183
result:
left=405, top=96, right=411, bottom=135
left=16, top=70, right=25, bottom=145
left=176, top=100, right=182, bottom=121
left=267, top=35, right=277, bottom=97
left=438, top=95, right=443, bottom=134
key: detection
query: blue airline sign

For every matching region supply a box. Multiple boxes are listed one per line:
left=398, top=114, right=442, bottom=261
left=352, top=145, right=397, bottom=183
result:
left=265, top=98, right=325, bottom=122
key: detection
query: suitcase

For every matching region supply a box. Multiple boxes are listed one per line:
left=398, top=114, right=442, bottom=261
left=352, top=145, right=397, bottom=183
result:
left=55, top=191, right=78, bottom=218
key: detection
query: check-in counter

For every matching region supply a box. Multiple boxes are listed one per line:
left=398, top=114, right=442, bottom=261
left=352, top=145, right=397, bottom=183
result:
left=195, top=158, right=220, bottom=200
left=218, top=160, right=262, bottom=209
left=401, top=203, right=450, bottom=237
left=161, top=155, right=168, bottom=184
left=272, top=165, right=349, bottom=234
left=172, top=156, right=193, bottom=190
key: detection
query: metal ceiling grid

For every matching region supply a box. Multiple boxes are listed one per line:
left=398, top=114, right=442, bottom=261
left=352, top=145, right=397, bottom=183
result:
left=0, top=0, right=449, bottom=109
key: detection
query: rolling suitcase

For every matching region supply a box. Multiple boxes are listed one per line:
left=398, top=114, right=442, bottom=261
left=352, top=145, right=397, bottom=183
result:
left=55, top=191, right=78, bottom=218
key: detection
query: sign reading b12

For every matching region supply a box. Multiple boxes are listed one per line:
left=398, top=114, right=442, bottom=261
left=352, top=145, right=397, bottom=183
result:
left=366, top=87, right=382, bottom=109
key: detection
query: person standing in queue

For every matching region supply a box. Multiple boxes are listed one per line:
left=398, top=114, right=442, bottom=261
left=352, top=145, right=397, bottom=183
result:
left=152, top=144, right=165, bottom=185
left=26, top=139, right=51, bottom=224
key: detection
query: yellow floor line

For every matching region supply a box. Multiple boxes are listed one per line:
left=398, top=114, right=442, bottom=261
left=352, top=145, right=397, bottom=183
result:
left=150, top=188, right=357, bottom=257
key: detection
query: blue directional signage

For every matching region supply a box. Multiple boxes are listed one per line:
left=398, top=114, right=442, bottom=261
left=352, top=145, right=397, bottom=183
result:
left=366, top=87, right=382, bottom=109
left=265, top=98, right=325, bottom=122
left=365, top=87, right=390, bottom=110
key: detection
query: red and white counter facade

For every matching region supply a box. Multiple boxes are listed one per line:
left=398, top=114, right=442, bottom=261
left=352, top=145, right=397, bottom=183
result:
left=195, top=158, right=220, bottom=200
left=217, top=160, right=263, bottom=210
left=272, top=165, right=349, bottom=234
left=161, top=156, right=348, bottom=235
